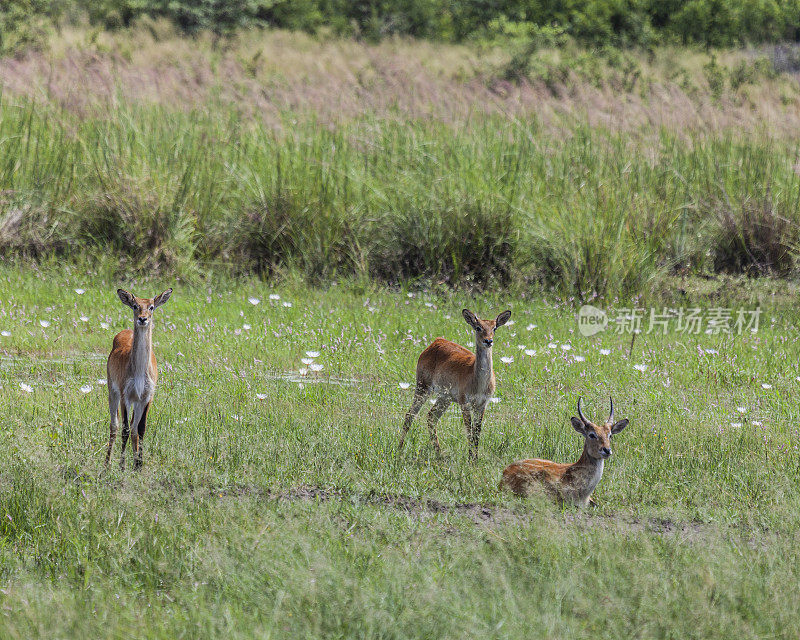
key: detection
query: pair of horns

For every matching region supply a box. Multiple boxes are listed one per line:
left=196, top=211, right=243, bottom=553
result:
left=577, top=396, right=614, bottom=424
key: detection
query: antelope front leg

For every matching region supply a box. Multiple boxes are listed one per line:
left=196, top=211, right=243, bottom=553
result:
left=105, top=386, right=120, bottom=467
left=133, top=402, right=150, bottom=470
left=119, top=404, right=130, bottom=470
left=130, top=430, right=139, bottom=472
left=461, top=404, right=476, bottom=461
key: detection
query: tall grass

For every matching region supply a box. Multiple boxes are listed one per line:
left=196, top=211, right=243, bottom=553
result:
left=1, top=95, right=799, bottom=296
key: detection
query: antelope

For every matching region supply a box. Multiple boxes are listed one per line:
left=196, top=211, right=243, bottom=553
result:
left=398, top=308, right=511, bottom=460
left=499, top=397, right=628, bottom=507
left=105, top=288, right=172, bottom=470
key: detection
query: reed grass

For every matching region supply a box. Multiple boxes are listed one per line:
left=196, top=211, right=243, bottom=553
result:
left=1, top=95, right=799, bottom=296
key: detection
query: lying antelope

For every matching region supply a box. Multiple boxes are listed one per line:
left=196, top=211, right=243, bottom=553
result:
left=398, top=308, right=511, bottom=460
left=500, top=397, right=628, bottom=506
left=105, top=288, right=172, bottom=470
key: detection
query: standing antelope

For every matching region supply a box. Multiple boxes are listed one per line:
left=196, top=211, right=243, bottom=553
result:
left=398, top=308, right=511, bottom=460
left=499, top=397, right=628, bottom=506
left=105, top=288, right=172, bottom=470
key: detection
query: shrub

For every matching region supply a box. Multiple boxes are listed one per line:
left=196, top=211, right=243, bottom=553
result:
left=0, top=0, right=55, bottom=56
left=370, top=199, right=517, bottom=287
left=77, top=172, right=197, bottom=275
left=709, top=194, right=799, bottom=275
left=703, top=54, right=726, bottom=100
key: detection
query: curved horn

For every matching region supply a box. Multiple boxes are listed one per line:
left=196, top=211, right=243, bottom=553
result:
left=608, top=396, right=615, bottom=423
left=577, top=397, right=589, bottom=424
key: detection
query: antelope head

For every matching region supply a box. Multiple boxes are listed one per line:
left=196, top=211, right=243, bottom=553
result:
left=117, top=288, right=173, bottom=328
left=462, top=308, right=512, bottom=348
left=571, top=397, right=629, bottom=459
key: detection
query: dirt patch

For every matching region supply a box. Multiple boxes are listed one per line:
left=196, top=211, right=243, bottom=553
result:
left=212, top=483, right=766, bottom=544
left=64, top=468, right=768, bottom=545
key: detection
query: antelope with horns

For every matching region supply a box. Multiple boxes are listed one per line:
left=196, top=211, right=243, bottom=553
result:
left=105, top=288, right=172, bottom=470
left=499, top=397, right=629, bottom=507
left=398, top=308, right=511, bottom=460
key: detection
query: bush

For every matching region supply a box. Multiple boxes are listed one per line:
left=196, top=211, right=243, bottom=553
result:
left=219, top=191, right=362, bottom=281
left=0, top=0, right=56, bottom=56
left=710, top=194, right=798, bottom=275
left=370, top=199, right=517, bottom=287
left=76, top=172, right=197, bottom=275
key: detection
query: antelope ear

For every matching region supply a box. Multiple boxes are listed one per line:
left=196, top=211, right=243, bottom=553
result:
left=117, top=289, right=136, bottom=308
left=462, top=308, right=480, bottom=330
left=495, top=310, right=511, bottom=328
left=154, top=288, right=173, bottom=308
left=571, top=417, right=587, bottom=434
left=611, top=419, right=629, bottom=434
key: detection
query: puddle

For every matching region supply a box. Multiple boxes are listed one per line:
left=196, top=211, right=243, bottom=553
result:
left=264, top=371, right=361, bottom=387
left=0, top=352, right=105, bottom=369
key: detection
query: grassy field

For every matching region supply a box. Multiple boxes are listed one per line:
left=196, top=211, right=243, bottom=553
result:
left=3, top=24, right=800, bottom=638
left=2, top=265, right=800, bottom=637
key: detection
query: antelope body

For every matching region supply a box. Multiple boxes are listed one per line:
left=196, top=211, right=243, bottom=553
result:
left=105, top=288, right=172, bottom=469
left=398, top=308, right=511, bottom=460
left=500, top=398, right=628, bottom=507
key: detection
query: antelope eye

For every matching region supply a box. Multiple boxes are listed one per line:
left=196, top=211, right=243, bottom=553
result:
left=588, top=432, right=598, bottom=440
left=133, top=304, right=139, bottom=311
left=149, top=305, right=154, bottom=311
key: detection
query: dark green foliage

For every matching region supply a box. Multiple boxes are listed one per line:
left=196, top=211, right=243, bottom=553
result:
left=0, top=0, right=59, bottom=55
left=8, top=0, right=800, bottom=48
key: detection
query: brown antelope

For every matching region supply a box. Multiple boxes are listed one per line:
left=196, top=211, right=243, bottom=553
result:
left=105, top=288, right=172, bottom=469
left=500, top=397, right=628, bottom=507
left=398, top=308, right=511, bottom=460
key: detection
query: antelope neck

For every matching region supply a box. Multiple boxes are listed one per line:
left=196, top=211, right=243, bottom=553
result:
left=474, top=340, right=493, bottom=382
left=130, top=323, right=153, bottom=376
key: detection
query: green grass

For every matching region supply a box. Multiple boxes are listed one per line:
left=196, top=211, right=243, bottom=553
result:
left=2, top=265, right=800, bottom=637
left=2, top=95, right=800, bottom=297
